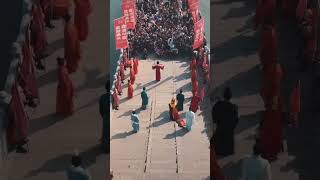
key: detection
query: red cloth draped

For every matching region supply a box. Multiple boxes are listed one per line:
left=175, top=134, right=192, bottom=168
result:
left=260, top=64, right=283, bottom=109
left=127, top=83, right=133, bottom=98
left=152, top=64, right=165, bottom=81
left=116, top=74, right=123, bottom=94
left=192, top=81, right=198, bottom=97
left=7, top=84, right=29, bottom=145
left=191, top=69, right=197, bottom=82
left=130, top=68, right=135, bottom=84
left=190, top=95, right=201, bottom=113
left=133, top=58, right=139, bottom=75
left=56, top=65, right=74, bottom=116
left=190, top=58, right=197, bottom=71
left=120, top=63, right=125, bottom=81
left=64, top=22, right=81, bottom=73
left=259, top=25, right=277, bottom=67
left=31, top=4, right=47, bottom=57
left=74, top=0, right=92, bottom=41
left=171, top=107, right=180, bottom=121
left=112, top=89, right=119, bottom=107
left=20, top=39, right=39, bottom=99
left=255, top=0, right=276, bottom=28
left=260, top=109, right=283, bottom=160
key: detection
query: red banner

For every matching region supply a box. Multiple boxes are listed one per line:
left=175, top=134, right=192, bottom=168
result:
left=189, top=2, right=199, bottom=22
left=193, top=18, right=204, bottom=50
left=188, top=0, right=199, bottom=6
left=114, top=16, right=128, bottom=49
left=122, top=2, right=136, bottom=29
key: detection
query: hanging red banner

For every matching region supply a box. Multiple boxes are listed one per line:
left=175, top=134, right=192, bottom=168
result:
left=114, top=16, right=128, bottom=49
left=189, top=1, right=199, bottom=22
left=122, top=1, right=136, bottom=29
left=193, top=18, right=204, bottom=50
left=188, top=0, right=199, bottom=7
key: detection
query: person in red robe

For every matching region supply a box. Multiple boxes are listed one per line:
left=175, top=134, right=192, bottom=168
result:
left=169, top=98, right=180, bottom=121
left=260, top=63, right=283, bottom=109
left=74, top=0, right=92, bottom=41
left=116, top=73, right=123, bottom=95
left=40, top=0, right=54, bottom=28
left=112, top=88, right=119, bottom=110
left=192, top=81, right=199, bottom=97
left=7, top=84, right=30, bottom=153
left=52, top=0, right=72, bottom=19
left=64, top=14, right=81, bottom=73
left=259, top=98, right=284, bottom=161
left=191, top=69, right=197, bottom=83
left=19, top=31, right=39, bottom=108
left=56, top=57, right=75, bottom=116
left=31, top=3, right=47, bottom=70
left=152, top=61, right=165, bottom=81
left=127, top=80, right=134, bottom=99
left=255, top=0, right=276, bottom=29
left=130, top=67, right=136, bottom=84
left=133, top=58, right=139, bottom=75
left=126, top=58, right=133, bottom=70
left=296, top=0, right=307, bottom=21
left=119, top=63, right=125, bottom=83
left=190, top=93, right=201, bottom=113
left=203, top=64, right=210, bottom=84
left=259, top=24, right=277, bottom=69
left=202, top=50, right=208, bottom=69
left=289, top=80, right=301, bottom=128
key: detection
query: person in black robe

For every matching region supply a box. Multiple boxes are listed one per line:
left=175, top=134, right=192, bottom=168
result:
left=176, top=89, right=185, bottom=111
left=212, top=87, right=239, bottom=156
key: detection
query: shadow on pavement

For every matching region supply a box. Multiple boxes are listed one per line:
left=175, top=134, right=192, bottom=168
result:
left=235, top=111, right=261, bottom=134
left=37, top=69, right=58, bottom=87
left=111, top=131, right=136, bottom=140
left=152, top=111, right=171, bottom=127
left=163, top=127, right=188, bottom=139
left=24, top=144, right=104, bottom=178
left=43, top=38, right=64, bottom=57
left=211, top=64, right=261, bottom=99
left=213, top=33, right=258, bottom=64
left=76, top=67, right=107, bottom=92
left=29, top=113, right=65, bottom=135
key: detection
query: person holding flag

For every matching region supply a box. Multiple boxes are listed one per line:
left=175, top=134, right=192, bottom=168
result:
left=152, top=61, right=165, bottom=81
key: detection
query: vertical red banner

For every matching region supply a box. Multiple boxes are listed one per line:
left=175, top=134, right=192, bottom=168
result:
left=122, top=2, right=136, bottom=29
left=189, top=2, right=199, bottom=22
left=193, top=18, right=204, bottom=50
left=188, top=0, right=199, bottom=6
left=114, top=16, right=128, bottom=49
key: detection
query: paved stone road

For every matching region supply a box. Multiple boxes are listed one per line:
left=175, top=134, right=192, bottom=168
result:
left=212, top=0, right=320, bottom=179
left=1, top=0, right=108, bottom=179
left=110, top=58, right=211, bottom=180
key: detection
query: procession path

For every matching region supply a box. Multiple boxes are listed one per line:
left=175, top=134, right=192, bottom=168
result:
left=0, top=0, right=108, bottom=179
left=110, top=58, right=211, bottom=180
left=211, top=0, right=319, bottom=179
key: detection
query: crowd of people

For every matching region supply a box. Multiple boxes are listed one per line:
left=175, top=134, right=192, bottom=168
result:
left=128, top=0, right=195, bottom=58
left=211, top=0, right=319, bottom=179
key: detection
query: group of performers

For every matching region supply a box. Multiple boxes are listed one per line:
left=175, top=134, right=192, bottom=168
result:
left=6, top=0, right=91, bottom=153
left=211, top=0, right=319, bottom=179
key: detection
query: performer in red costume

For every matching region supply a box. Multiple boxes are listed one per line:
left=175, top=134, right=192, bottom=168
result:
left=112, top=88, right=119, bottom=110
left=74, top=0, right=92, bottom=41
left=152, top=61, right=165, bottom=81
left=56, top=57, right=75, bottom=116
left=127, top=80, right=133, bottom=99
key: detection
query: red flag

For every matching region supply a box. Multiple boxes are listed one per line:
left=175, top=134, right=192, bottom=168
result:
left=188, top=0, right=199, bottom=6
left=114, top=16, right=128, bottom=49
left=189, top=2, right=200, bottom=22
left=193, top=18, right=204, bottom=49
left=122, top=1, right=136, bottom=29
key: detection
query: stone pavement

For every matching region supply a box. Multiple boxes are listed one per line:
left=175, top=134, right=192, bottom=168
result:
left=0, top=0, right=108, bottom=180
left=212, top=0, right=320, bottom=179
left=110, top=58, right=211, bottom=180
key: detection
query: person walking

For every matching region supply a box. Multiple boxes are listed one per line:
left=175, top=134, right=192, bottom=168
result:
left=131, top=110, right=140, bottom=133
left=176, top=89, right=185, bottom=111
left=141, top=87, right=149, bottom=110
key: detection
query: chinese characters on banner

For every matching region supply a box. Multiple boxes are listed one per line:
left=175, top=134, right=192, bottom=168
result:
left=189, top=2, right=199, bottom=22
left=122, top=2, right=136, bottom=29
left=114, top=16, right=128, bottom=49
left=193, top=18, right=204, bottom=50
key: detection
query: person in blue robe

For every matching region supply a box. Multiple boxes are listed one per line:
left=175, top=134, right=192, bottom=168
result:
left=131, top=111, right=140, bottom=133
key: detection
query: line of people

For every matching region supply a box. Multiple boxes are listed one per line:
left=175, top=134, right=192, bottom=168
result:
left=6, top=0, right=91, bottom=154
